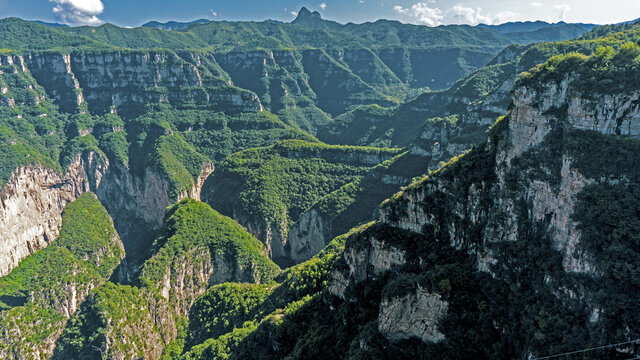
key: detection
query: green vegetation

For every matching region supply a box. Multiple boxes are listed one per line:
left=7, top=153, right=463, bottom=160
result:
left=0, top=193, right=122, bottom=309
left=55, top=198, right=281, bottom=359
left=140, top=199, right=280, bottom=289
left=170, top=226, right=350, bottom=359
left=519, top=43, right=640, bottom=96
left=300, top=151, right=430, bottom=248
left=53, top=282, right=163, bottom=359
left=204, top=139, right=401, bottom=258
left=0, top=193, right=123, bottom=357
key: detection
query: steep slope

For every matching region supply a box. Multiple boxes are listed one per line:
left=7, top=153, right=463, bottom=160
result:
left=0, top=193, right=124, bottom=359
left=286, top=150, right=431, bottom=264
left=203, top=140, right=402, bottom=265
left=317, top=24, right=640, bottom=157
left=168, top=43, right=640, bottom=360
left=53, top=199, right=279, bottom=360
left=170, top=228, right=349, bottom=359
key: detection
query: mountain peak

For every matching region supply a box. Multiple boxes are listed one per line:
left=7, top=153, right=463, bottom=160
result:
left=295, top=7, right=322, bottom=21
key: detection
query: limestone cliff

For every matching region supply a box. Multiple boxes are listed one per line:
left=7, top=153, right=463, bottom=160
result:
left=24, top=50, right=263, bottom=115
left=0, top=150, right=214, bottom=277
left=0, top=193, right=125, bottom=360
left=0, top=152, right=106, bottom=276
left=326, top=54, right=640, bottom=357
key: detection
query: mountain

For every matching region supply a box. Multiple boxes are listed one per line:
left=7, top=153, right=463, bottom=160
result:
left=141, top=18, right=211, bottom=31
left=291, top=6, right=342, bottom=30
left=174, top=43, right=640, bottom=359
left=0, top=9, right=639, bottom=360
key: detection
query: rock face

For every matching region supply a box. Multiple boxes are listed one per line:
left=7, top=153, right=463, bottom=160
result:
left=0, top=193, right=125, bottom=360
left=326, top=68, right=640, bottom=353
left=380, top=75, right=640, bottom=274
left=378, top=287, right=448, bottom=343
left=329, top=236, right=406, bottom=300
left=0, top=153, right=106, bottom=276
left=0, top=152, right=214, bottom=276
left=24, top=50, right=263, bottom=115
left=286, top=209, right=329, bottom=263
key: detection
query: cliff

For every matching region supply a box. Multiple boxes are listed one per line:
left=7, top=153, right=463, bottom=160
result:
left=325, top=48, right=640, bottom=357
left=53, top=199, right=279, bottom=360
left=204, top=140, right=401, bottom=265
left=0, top=193, right=125, bottom=359
left=0, top=153, right=107, bottom=277
left=24, top=50, right=263, bottom=115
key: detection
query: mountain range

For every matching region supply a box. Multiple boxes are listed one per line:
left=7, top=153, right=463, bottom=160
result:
left=0, top=8, right=640, bottom=360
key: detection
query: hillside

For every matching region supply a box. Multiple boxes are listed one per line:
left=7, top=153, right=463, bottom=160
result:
left=166, top=44, right=640, bottom=359
left=0, top=7, right=638, bottom=360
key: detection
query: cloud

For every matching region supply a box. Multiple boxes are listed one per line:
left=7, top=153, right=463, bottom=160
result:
left=396, top=2, right=519, bottom=26
left=320, top=2, right=327, bottom=10
left=553, top=4, right=571, bottom=20
left=492, top=11, right=520, bottom=24
left=446, top=4, right=491, bottom=25
left=529, top=2, right=543, bottom=6
left=49, top=0, right=104, bottom=25
left=394, top=3, right=444, bottom=26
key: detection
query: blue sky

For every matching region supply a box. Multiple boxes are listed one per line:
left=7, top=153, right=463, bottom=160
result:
left=0, top=0, right=639, bottom=27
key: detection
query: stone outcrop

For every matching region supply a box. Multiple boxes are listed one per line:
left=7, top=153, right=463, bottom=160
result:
left=286, top=209, right=329, bottom=264
left=23, top=50, right=263, bottom=115
left=329, top=237, right=405, bottom=300
left=378, top=287, right=448, bottom=343
left=327, top=70, right=640, bottom=350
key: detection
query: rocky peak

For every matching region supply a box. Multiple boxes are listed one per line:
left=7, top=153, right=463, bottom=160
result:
left=294, top=7, right=321, bottom=22
left=292, top=7, right=335, bottom=29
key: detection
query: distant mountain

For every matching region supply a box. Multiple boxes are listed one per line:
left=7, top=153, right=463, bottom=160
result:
left=618, top=18, right=640, bottom=25
left=30, top=20, right=68, bottom=28
left=478, top=20, right=596, bottom=34
left=141, top=18, right=210, bottom=31
left=291, top=7, right=341, bottom=30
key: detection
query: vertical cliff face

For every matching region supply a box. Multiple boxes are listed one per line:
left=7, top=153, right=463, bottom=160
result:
left=0, top=150, right=214, bottom=277
left=379, top=75, right=640, bottom=274
left=0, top=152, right=106, bottom=277
left=325, top=61, right=640, bottom=356
left=24, top=50, right=263, bottom=116
left=24, top=52, right=84, bottom=112
left=0, top=193, right=125, bottom=360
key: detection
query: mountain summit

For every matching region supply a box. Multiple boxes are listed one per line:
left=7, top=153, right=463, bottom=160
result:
left=295, top=7, right=321, bottom=21
left=292, top=7, right=340, bottom=29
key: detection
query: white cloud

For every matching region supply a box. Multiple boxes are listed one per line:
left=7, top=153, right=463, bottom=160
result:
left=360, top=0, right=365, bottom=3
left=529, top=2, right=544, bottom=7
left=49, top=0, right=104, bottom=25
left=291, top=11, right=298, bottom=16
left=394, top=3, right=444, bottom=26
left=320, top=2, right=327, bottom=10
left=492, top=11, right=520, bottom=24
left=446, top=4, right=491, bottom=25
left=553, top=4, right=571, bottom=20
left=396, top=2, right=520, bottom=26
